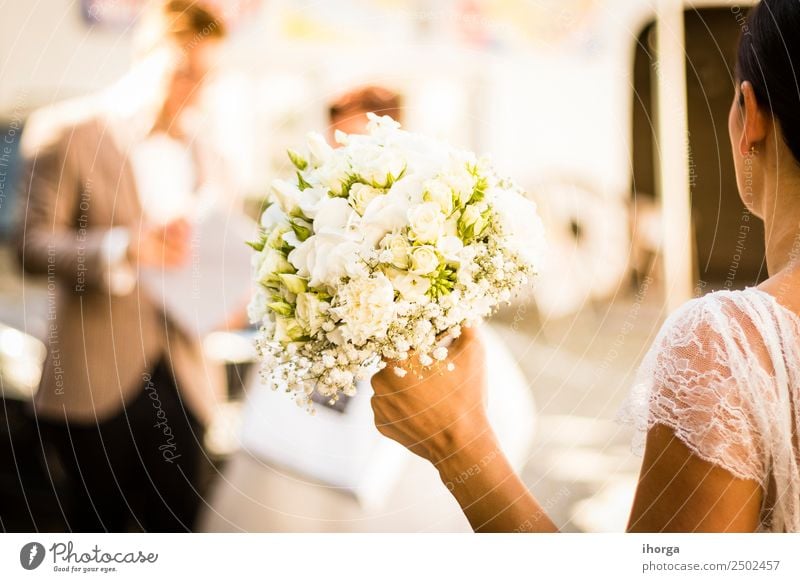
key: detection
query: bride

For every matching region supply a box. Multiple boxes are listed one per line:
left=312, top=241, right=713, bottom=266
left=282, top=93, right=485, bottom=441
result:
left=370, top=0, right=800, bottom=533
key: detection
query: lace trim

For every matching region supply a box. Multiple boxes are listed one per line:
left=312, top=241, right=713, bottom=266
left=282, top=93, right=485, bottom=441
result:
left=618, top=289, right=800, bottom=532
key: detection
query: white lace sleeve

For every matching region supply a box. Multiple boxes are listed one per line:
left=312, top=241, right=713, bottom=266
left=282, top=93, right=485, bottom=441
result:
left=619, top=294, right=769, bottom=485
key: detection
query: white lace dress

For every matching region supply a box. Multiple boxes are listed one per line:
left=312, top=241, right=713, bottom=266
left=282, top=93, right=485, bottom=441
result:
left=620, top=288, right=800, bottom=532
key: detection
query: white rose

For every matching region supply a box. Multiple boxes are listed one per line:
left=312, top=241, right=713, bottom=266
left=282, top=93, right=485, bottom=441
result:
left=334, top=274, right=396, bottom=345
left=442, top=164, right=476, bottom=205
left=458, top=203, right=488, bottom=240
left=349, top=183, right=384, bottom=215
left=423, top=179, right=454, bottom=214
left=409, top=245, right=440, bottom=275
left=295, top=292, right=328, bottom=335
left=380, top=233, right=411, bottom=269
left=436, top=235, right=464, bottom=262
left=408, top=202, right=446, bottom=244
left=307, top=132, right=333, bottom=166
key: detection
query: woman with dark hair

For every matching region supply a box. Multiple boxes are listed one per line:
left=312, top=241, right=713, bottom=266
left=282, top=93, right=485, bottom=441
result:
left=371, top=0, right=800, bottom=533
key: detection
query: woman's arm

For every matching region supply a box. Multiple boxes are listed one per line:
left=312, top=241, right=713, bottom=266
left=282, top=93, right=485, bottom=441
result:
left=370, top=326, right=556, bottom=532
left=627, top=423, right=762, bottom=532
left=371, top=325, right=762, bottom=533
left=433, top=429, right=557, bottom=532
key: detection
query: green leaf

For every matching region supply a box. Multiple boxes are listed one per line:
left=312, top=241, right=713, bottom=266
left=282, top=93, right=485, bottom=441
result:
left=297, top=171, right=313, bottom=191
left=246, top=233, right=267, bottom=252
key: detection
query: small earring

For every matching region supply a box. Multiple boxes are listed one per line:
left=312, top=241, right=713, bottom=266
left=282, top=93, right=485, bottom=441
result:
left=749, top=145, right=758, bottom=156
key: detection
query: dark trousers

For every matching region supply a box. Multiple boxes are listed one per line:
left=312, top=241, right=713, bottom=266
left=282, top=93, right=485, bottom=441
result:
left=43, top=360, right=205, bottom=532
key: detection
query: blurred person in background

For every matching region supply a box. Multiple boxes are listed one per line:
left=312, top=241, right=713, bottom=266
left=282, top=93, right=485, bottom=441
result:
left=17, top=0, right=232, bottom=532
left=327, top=85, right=403, bottom=143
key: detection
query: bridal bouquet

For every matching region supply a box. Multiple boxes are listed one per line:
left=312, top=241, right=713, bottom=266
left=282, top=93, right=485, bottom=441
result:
left=248, top=114, right=544, bottom=409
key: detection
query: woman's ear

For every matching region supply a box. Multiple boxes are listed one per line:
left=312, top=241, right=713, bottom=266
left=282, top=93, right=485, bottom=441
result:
left=738, top=81, right=769, bottom=156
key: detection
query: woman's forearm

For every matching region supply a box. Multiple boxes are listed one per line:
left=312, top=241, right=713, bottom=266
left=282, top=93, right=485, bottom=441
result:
left=434, top=430, right=558, bottom=533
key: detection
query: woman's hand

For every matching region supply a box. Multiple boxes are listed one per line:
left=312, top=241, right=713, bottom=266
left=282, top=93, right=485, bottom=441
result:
left=370, top=326, right=492, bottom=466
left=371, top=325, right=557, bottom=532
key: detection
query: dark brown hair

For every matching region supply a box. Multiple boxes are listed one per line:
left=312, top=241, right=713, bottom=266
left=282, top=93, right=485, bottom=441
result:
left=736, top=0, right=800, bottom=164
left=329, top=86, right=403, bottom=123
left=160, top=0, right=227, bottom=42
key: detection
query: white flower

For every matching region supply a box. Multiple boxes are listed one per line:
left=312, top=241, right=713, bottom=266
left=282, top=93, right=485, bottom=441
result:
left=260, top=203, right=288, bottom=230
left=361, top=191, right=411, bottom=247
left=458, top=203, right=488, bottom=240
left=436, top=235, right=464, bottom=262
left=380, top=233, right=411, bottom=269
left=252, top=114, right=543, bottom=410
left=296, top=186, right=328, bottom=219
left=388, top=269, right=431, bottom=302
left=409, top=245, right=439, bottom=276
left=290, top=232, right=365, bottom=287
left=247, top=289, right=268, bottom=323
left=408, top=202, right=446, bottom=244
left=295, top=292, right=328, bottom=335
left=366, top=112, right=401, bottom=134
left=266, top=223, right=292, bottom=250
left=269, top=179, right=302, bottom=214
left=314, top=196, right=359, bottom=234
left=360, top=149, right=405, bottom=187
left=334, top=130, right=349, bottom=146
left=423, top=179, right=454, bottom=214
left=257, top=248, right=294, bottom=283
left=273, top=317, right=305, bottom=344
left=307, top=132, right=333, bottom=166
left=494, top=190, right=546, bottom=268
left=313, top=155, right=352, bottom=195
left=334, top=274, right=396, bottom=345
left=350, top=183, right=384, bottom=215
left=442, top=163, right=476, bottom=204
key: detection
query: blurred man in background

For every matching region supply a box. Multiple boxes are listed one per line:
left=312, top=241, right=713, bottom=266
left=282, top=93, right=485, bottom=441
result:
left=328, top=85, right=403, bottom=142
left=17, top=0, right=230, bottom=532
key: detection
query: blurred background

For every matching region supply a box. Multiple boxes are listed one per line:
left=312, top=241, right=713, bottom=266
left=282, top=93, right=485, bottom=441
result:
left=0, top=0, right=764, bottom=532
